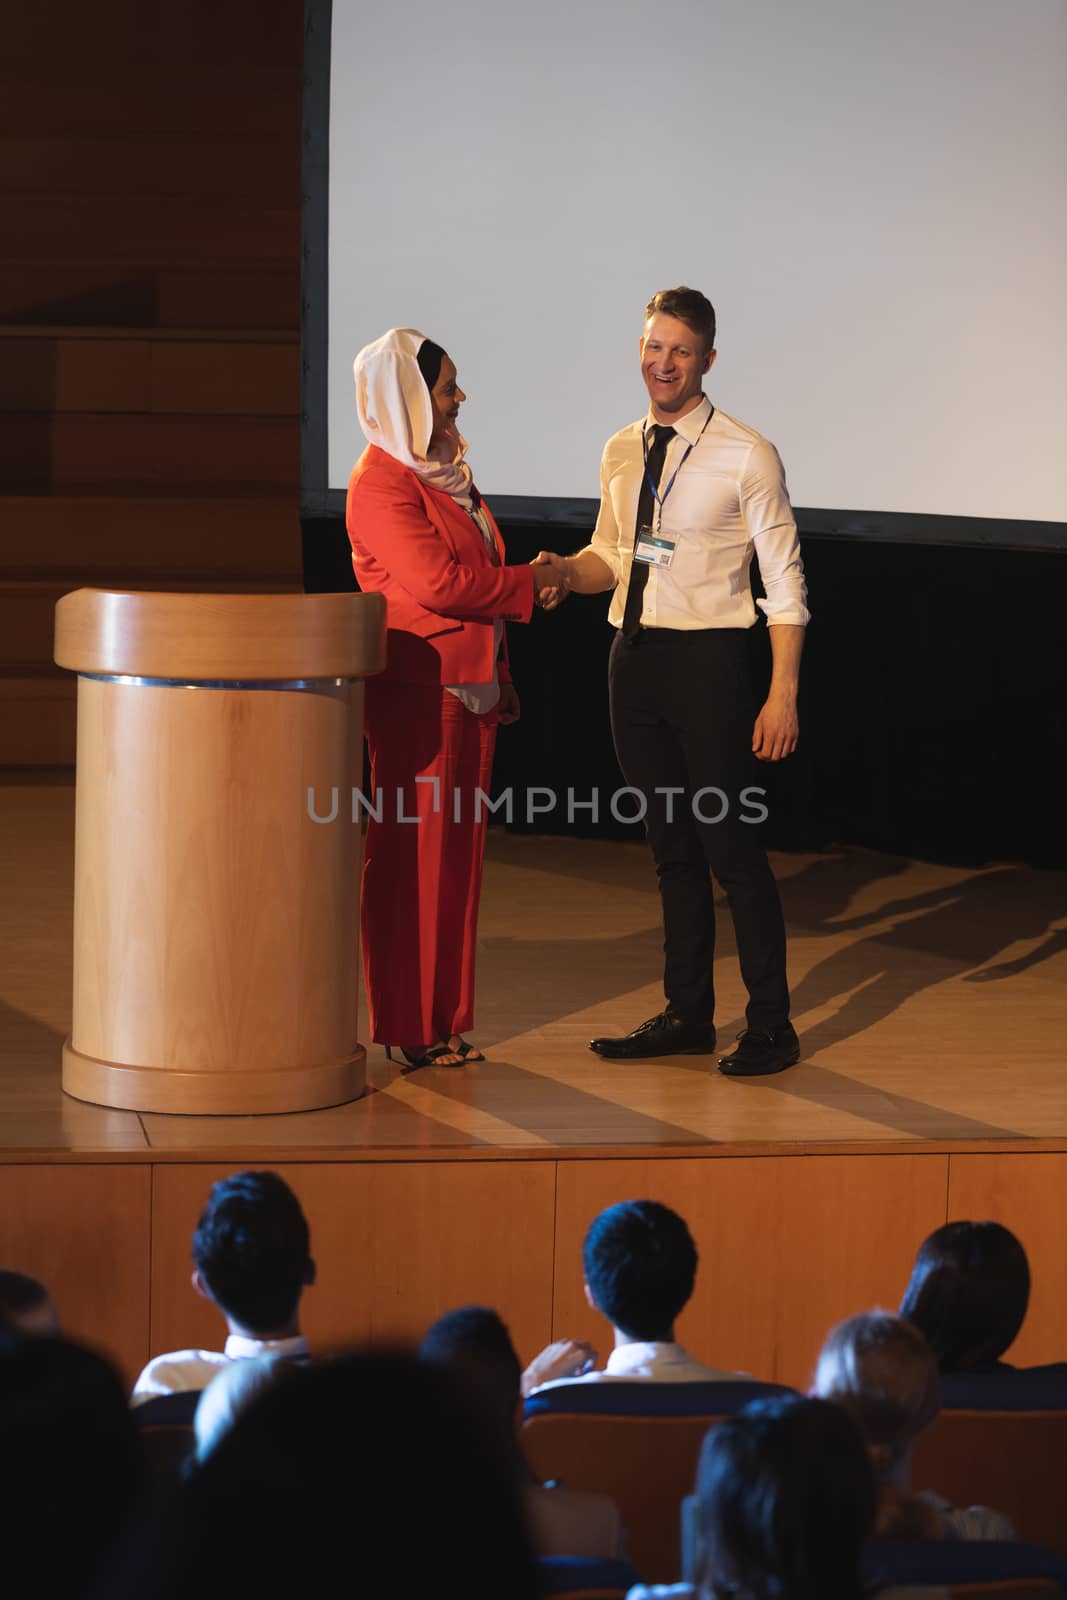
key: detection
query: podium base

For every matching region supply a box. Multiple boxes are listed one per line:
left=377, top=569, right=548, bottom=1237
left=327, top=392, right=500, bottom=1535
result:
left=61, top=1040, right=367, bottom=1116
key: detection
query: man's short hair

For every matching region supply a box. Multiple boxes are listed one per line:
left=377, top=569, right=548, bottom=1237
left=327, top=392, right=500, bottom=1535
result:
left=0, top=1270, right=52, bottom=1329
left=192, top=1171, right=311, bottom=1334
left=419, top=1305, right=521, bottom=1434
left=583, top=1200, right=698, bottom=1341
left=644, top=286, right=716, bottom=352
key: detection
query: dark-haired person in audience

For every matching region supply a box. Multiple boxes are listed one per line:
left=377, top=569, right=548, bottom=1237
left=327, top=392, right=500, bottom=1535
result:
left=899, top=1220, right=1031, bottom=1374
left=626, top=1393, right=882, bottom=1600
left=421, top=1304, right=624, bottom=1558
left=131, top=1171, right=314, bottom=1403
left=523, top=1200, right=742, bottom=1393
left=193, top=1352, right=289, bottom=1462
left=1, top=1335, right=145, bottom=1599
left=812, top=1310, right=1015, bottom=1541
left=0, top=1267, right=61, bottom=1336
left=98, top=1352, right=542, bottom=1599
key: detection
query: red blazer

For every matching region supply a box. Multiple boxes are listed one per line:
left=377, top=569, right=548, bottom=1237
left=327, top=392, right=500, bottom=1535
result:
left=346, top=445, right=534, bottom=686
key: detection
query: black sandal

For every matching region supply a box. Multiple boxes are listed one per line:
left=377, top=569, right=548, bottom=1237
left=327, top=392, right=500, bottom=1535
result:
left=385, top=1043, right=465, bottom=1069
left=447, top=1037, right=485, bottom=1062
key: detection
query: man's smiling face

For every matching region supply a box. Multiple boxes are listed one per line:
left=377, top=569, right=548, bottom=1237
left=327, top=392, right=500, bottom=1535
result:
left=640, top=312, right=716, bottom=421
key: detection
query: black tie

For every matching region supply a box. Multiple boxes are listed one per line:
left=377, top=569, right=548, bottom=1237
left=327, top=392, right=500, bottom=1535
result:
left=621, top=424, right=676, bottom=639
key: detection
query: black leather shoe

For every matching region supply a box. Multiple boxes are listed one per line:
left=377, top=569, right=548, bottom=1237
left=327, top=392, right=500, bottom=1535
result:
left=589, top=1010, right=716, bottom=1060
left=717, top=1024, right=800, bottom=1076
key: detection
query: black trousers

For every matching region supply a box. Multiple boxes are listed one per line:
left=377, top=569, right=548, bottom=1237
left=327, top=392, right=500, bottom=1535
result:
left=608, top=627, right=790, bottom=1031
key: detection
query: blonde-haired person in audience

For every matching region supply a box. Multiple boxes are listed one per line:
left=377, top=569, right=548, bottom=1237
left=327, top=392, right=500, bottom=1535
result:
left=812, top=1310, right=1015, bottom=1540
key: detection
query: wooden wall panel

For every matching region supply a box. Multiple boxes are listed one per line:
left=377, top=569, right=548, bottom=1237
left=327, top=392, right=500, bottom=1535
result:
left=947, top=1152, right=1067, bottom=1367
left=0, top=1163, right=150, bottom=1383
left=0, top=414, right=298, bottom=492
left=0, top=336, right=298, bottom=417
left=3, top=496, right=302, bottom=581
left=149, top=1160, right=557, bottom=1376
left=553, top=1154, right=949, bottom=1389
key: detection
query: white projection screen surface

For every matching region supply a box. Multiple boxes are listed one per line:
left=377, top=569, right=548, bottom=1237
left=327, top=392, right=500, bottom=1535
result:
left=317, top=0, right=1066, bottom=532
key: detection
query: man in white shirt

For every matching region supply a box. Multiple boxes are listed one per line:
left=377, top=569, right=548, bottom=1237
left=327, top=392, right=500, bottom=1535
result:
left=131, top=1170, right=314, bottom=1404
left=537, top=288, right=809, bottom=1075
left=522, top=1199, right=740, bottom=1395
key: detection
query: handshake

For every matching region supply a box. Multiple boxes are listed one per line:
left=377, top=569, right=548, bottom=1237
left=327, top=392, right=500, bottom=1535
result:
left=530, top=551, right=572, bottom=611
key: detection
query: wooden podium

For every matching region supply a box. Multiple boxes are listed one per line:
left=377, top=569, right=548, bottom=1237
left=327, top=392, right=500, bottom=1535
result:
left=54, top=589, right=386, bottom=1115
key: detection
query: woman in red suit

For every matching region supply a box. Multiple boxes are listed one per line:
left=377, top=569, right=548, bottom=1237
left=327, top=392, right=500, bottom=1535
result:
left=347, top=328, right=560, bottom=1068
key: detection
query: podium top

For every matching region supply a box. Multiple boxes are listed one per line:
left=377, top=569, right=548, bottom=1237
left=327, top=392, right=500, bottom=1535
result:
left=54, top=589, right=386, bottom=682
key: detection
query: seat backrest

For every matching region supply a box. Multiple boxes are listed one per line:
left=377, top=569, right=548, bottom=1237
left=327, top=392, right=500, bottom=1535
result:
left=949, top=1583, right=1062, bottom=1600
left=133, top=1390, right=201, bottom=1488
left=911, top=1410, right=1067, bottom=1558
left=539, top=1555, right=643, bottom=1600
left=863, top=1539, right=1067, bottom=1598
left=522, top=1381, right=791, bottom=1583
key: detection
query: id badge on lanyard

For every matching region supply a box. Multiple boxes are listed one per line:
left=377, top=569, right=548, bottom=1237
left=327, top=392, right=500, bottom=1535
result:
left=634, top=405, right=715, bottom=569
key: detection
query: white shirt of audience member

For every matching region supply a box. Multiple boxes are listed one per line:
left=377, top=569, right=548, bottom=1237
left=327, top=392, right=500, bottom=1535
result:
left=130, top=1332, right=310, bottom=1405
left=530, top=1340, right=741, bottom=1392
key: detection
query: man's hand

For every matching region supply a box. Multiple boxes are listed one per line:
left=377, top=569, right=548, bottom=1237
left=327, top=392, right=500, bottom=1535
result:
left=531, top=551, right=571, bottom=611
left=497, top=684, right=520, bottom=725
left=520, top=1337, right=598, bottom=1397
left=752, top=694, right=799, bottom=761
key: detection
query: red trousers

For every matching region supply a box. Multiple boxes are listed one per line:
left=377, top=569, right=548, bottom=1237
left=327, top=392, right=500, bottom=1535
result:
left=361, top=680, right=498, bottom=1051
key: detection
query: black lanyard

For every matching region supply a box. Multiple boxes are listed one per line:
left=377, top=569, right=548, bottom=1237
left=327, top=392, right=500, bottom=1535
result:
left=641, top=403, right=715, bottom=526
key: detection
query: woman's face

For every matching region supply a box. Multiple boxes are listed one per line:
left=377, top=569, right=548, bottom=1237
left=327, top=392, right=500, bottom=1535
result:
left=429, top=354, right=466, bottom=442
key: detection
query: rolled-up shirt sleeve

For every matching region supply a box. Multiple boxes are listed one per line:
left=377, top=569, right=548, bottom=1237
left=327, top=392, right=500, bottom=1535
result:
left=743, top=439, right=810, bottom=627
left=581, top=445, right=624, bottom=586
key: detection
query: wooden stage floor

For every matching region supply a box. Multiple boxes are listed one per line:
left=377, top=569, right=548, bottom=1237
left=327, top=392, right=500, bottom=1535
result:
left=3, top=775, right=1066, bottom=1390
left=2, top=776, right=1065, bottom=1158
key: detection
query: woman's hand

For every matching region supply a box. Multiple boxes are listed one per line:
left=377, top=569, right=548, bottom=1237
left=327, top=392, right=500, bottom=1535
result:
left=531, top=552, right=571, bottom=610
left=497, top=684, right=521, bottom=725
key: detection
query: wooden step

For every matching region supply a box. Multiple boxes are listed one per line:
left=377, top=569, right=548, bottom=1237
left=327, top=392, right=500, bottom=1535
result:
left=1, top=494, right=304, bottom=581
left=0, top=330, right=299, bottom=416
left=5, top=195, right=298, bottom=266
left=0, top=263, right=299, bottom=330
left=0, top=676, right=75, bottom=765
left=0, top=133, right=299, bottom=203
left=0, top=414, right=299, bottom=492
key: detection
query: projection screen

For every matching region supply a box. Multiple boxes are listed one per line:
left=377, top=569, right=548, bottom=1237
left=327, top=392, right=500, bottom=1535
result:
left=303, top=0, right=1067, bottom=547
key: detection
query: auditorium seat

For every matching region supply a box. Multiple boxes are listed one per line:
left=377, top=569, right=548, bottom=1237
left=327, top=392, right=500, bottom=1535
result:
left=911, top=1370, right=1067, bottom=1559
left=522, top=1380, right=792, bottom=1583
left=863, top=1539, right=1067, bottom=1598
left=133, top=1390, right=199, bottom=1487
left=539, top=1555, right=643, bottom=1599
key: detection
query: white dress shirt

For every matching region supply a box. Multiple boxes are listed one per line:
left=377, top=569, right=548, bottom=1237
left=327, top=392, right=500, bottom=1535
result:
left=585, top=395, right=809, bottom=632
left=130, top=1332, right=310, bottom=1405
left=533, top=1340, right=741, bottom=1391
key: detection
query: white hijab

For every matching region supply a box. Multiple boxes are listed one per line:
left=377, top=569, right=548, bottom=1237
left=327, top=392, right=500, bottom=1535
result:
left=353, top=326, right=473, bottom=499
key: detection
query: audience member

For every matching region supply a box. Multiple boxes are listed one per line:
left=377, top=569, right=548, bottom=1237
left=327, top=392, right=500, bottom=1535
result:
left=99, top=1351, right=542, bottom=1599
left=899, top=1221, right=1030, bottom=1374
left=0, top=1267, right=61, bottom=1335
left=813, top=1311, right=1015, bottom=1540
left=628, top=1393, right=879, bottom=1600
left=0, top=1335, right=145, bottom=1599
left=421, top=1304, right=624, bottom=1558
left=131, top=1170, right=314, bottom=1403
left=193, top=1351, right=289, bottom=1461
left=523, top=1200, right=742, bottom=1392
